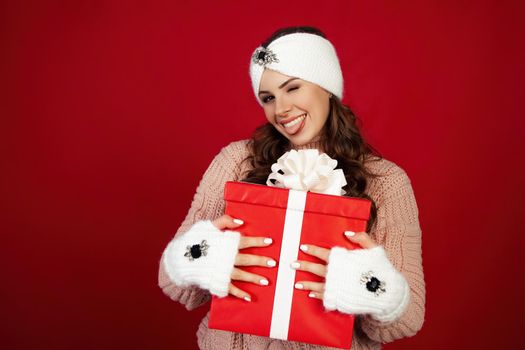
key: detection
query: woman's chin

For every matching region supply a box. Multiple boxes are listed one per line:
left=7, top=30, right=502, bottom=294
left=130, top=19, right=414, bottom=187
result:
left=277, top=125, right=318, bottom=147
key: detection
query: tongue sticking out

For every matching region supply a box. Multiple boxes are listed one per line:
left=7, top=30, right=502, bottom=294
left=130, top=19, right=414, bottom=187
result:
left=283, top=115, right=306, bottom=136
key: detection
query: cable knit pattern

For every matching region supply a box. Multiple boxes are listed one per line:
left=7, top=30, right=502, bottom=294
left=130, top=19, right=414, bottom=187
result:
left=158, top=139, right=425, bottom=349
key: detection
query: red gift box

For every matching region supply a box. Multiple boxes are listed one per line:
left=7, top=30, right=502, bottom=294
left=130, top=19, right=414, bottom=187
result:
left=208, top=181, right=372, bottom=349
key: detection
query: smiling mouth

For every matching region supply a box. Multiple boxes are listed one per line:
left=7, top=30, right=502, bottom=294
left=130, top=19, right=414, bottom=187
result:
left=279, top=113, right=307, bottom=136
left=281, top=114, right=306, bottom=128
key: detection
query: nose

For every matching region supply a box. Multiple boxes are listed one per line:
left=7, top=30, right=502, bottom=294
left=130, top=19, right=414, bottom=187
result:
left=275, top=95, right=292, bottom=118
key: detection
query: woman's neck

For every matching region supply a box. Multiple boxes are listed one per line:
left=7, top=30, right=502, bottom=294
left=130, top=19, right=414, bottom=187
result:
left=290, top=139, right=323, bottom=152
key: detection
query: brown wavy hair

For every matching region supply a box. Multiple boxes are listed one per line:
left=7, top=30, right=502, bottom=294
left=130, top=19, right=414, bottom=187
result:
left=242, top=26, right=383, bottom=231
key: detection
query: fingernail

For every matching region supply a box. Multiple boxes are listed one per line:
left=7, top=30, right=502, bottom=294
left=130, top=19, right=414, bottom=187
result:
left=244, top=296, right=251, bottom=302
left=264, top=238, right=273, bottom=245
left=267, top=259, right=277, bottom=267
left=233, top=219, right=244, bottom=225
left=290, top=262, right=300, bottom=269
left=308, top=292, right=316, bottom=298
left=300, top=244, right=308, bottom=252
left=295, top=283, right=304, bottom=290
left=344, top=231, right=355, bottom=237
left=260, top=279, right=269, bottom=286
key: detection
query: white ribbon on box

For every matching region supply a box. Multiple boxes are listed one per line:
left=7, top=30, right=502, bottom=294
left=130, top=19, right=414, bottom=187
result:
left=266, top=149, right=347, bottom=196
left=266, top=149, right=346, bottom=340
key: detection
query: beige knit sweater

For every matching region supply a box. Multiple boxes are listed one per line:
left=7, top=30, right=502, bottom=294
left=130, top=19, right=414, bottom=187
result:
left=158, top=139, right=425, bottom=350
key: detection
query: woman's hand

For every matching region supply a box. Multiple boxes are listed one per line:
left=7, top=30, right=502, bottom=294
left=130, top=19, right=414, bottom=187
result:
left=212, top=215, right=276, bottom=302
left=293, top=231, right=378, bottom=299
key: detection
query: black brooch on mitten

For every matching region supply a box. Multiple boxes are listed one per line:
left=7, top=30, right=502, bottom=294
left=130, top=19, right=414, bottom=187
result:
left=184, top=240, right=209, bottom=261
left=360, top=271, right=386, bottom=296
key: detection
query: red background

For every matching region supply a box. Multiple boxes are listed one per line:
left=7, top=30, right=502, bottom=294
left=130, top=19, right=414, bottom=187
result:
left=1, top=1, right=524, bottom=349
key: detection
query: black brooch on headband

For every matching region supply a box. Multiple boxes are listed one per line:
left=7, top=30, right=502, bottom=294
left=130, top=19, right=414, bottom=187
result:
left=252, top=47, right=279, bottom=66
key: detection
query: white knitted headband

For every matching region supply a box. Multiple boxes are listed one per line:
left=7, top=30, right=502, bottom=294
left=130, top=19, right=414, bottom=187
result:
left=249, top=32, right=343, bottom=106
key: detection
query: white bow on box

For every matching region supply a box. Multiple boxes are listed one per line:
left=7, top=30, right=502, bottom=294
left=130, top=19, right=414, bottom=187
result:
left=266, top=149, right=347, bottom=196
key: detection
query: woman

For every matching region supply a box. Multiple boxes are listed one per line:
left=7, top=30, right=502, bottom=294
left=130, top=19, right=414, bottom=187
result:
left=159, top=26, right=425, bottom=349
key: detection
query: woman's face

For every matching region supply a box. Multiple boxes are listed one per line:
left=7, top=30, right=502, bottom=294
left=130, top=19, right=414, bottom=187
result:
left=258, top=69, right=331, bottom=146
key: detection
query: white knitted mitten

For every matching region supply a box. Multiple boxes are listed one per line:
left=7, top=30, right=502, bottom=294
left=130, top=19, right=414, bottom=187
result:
left=162, top=220, right=241, bottom=297
left=323, top=246, right=410, bottom=323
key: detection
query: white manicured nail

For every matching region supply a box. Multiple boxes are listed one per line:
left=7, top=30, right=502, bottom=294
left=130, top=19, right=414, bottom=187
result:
left=244, top=296, right=251, bottom=302
left=264, top=238, right=273, bottom=245
left=344, top=231, right=355, bottom=237
left=295, top=283, right=304, bottom=290
left=290, top=262, right=300, bottom=269
left=300, top=244, right=308, bottom=252
left=260, top=279, right=269, bottom=286
left=267, top=259, right=277, bottom=267
left=233, top=219, right=244, bottom=225
left=308, top=292, right=316, bottom=298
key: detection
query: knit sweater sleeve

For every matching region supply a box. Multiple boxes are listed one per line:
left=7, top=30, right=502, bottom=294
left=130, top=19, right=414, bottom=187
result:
left=158, top=140, right=250, bottom=310
left=359, top=163, right=426, bottom=342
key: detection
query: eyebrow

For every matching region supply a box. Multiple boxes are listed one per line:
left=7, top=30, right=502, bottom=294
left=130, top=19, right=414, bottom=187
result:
left=258, top=78, right=299, bottom=96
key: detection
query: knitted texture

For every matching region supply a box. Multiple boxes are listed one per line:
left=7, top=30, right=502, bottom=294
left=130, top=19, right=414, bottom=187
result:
left=250, top=33, right=344, bottom=105
left=162, top=220, right=240, bottom=297
left=323, top=246, right=410, bottom=323
left=158, top=139, right=426, bottom=349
